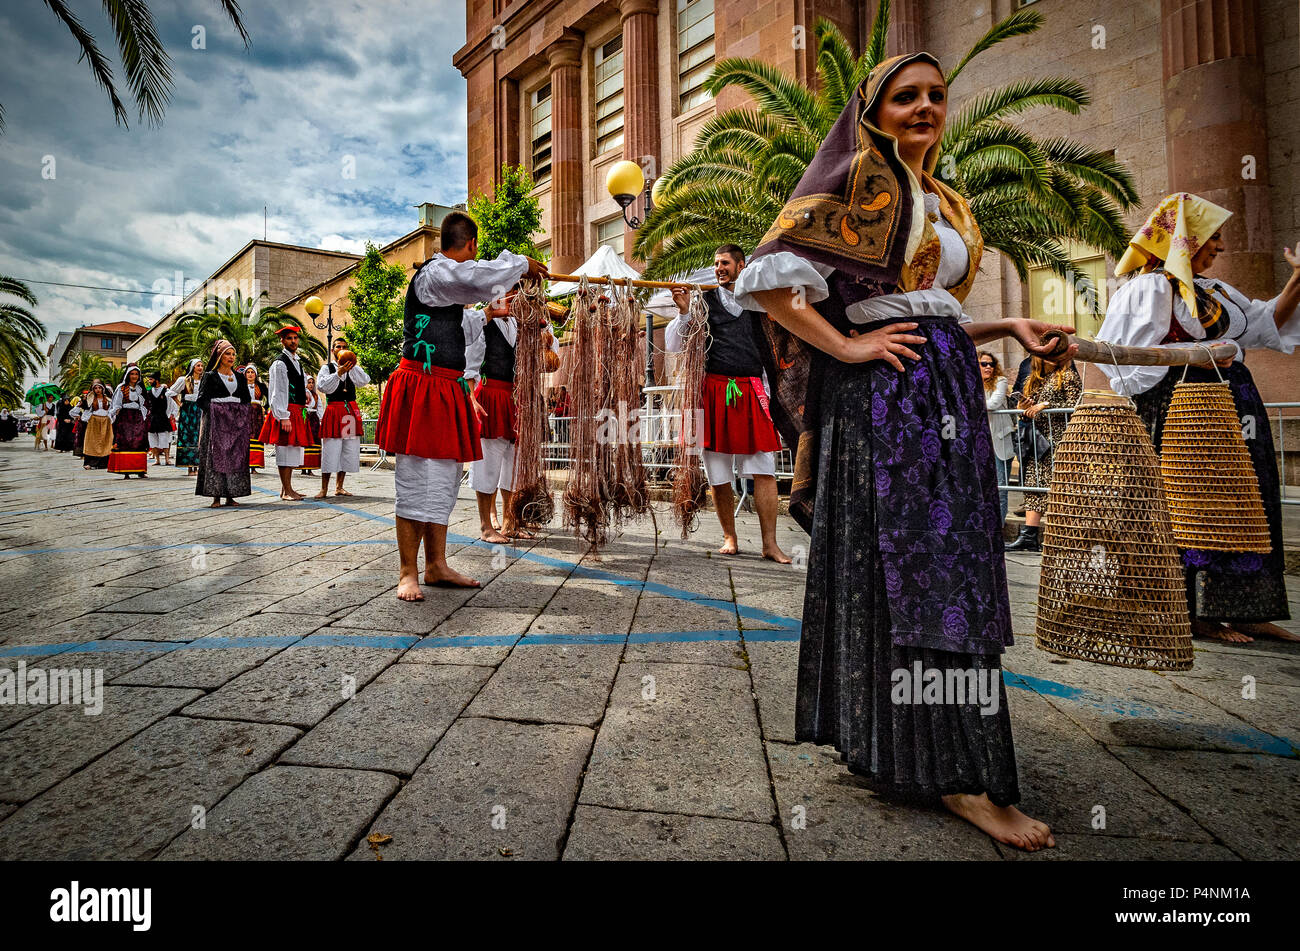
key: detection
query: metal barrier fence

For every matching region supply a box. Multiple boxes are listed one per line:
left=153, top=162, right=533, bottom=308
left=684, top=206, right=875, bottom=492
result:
left=360, top=395, right=1300, bottom=506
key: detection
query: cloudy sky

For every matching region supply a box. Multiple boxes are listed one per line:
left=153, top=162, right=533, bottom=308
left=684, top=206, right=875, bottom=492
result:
left=0, top=0, right=469, bottom=368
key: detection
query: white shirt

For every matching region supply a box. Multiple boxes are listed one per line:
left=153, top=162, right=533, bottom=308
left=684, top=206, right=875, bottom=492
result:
left=209, top=372, right=243, bottom=403
left=109, top=385, right=146, bottom=422
left=413, top=251, right=529, bottom=378
left=663, top=287, right=771, bottom=395
left=169, top=373, right=202, bottom=402
left=733, top=192, right=974, bottom=325
left=483, top=312, right=561, bottom=355
left=268, top=348, right=303, bottom=420
left=317, top=360, right=371, bottom=395
left=1095, top=271, right=1296, bottom=396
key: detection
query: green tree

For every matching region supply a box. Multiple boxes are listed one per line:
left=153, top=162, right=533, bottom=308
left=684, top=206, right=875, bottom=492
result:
left=345, top=243, right=408, bottom=389
left=1, top=1, right=249, bottom=135
left=0, top=276, right=48, bottom=410
left=467, top=164, right=547, bottom=261
left=59, top=352, right=124, bottom=397
left=152, top=290, right=325, bottom=374
left=634, top=0, right=1139, bottom=300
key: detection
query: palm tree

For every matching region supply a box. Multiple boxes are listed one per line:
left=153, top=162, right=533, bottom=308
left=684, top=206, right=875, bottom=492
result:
left=0, top=276, right=48, bottom=410
left=634, top=1, right=1139, bottom=301
left=152, top=290, right=327, bottom=374
left=59, top=351, right=124, bottom=398
left=1, top=1, right=249, bottom=135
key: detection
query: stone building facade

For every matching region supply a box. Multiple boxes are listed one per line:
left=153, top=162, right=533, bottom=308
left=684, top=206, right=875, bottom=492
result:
left=454, top=0, right=1300, bottom=402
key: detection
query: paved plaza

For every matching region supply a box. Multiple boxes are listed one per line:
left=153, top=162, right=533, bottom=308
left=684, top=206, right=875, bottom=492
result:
left=0, top=442, right=1296, bottom=861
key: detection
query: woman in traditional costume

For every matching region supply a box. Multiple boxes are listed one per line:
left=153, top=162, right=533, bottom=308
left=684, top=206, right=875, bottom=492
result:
left=71, top=394, right=87, bottom=458
left=52, top=396, right=75, bottom=452
left=734, top=52, right=1070, bottom=851
left=80, top=383, right=113, bottom=470
left=108, top=365, right=150, bottom=478
left=1004, top=353, right=1081, bottom=552
left=0, top=408, right=16, bottom=442
left=244, top=365, right=267, bottom=471
left=299, top=374, right=323, bottom=475
left=170, top=359, right=204, bottom=474
left=1096, top=192, right=1300, bottom=644
left=195, top=339, right=252, bottom=507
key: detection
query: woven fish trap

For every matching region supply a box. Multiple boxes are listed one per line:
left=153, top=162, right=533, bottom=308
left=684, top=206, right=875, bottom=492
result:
left=1159, top=381, right=1270, bottom=553
left=1035, top=391, right=1192, bottom=671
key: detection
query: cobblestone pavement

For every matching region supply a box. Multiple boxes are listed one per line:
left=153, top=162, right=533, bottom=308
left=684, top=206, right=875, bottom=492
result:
left=0, top=443, right=1296, bottom=860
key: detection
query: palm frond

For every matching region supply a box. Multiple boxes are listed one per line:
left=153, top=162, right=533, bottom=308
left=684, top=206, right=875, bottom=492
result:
left=704, top=58, right=826, bottom=135
left=103, top=0, right=173, bottom=126
left=942, top=77, right=1088, bottom=148
left=945, top=9, right=1044, bottom=86
left=42, top=0, right=129, bottom=126
left=862, top=0, right=891, bottom=73
left=211, top=0, right=251, bottom=46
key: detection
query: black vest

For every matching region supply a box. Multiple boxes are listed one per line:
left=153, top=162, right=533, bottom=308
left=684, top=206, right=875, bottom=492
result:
left=403, top=272, right=467, bottom=371
left=481, top=319, right=515, bottom=383
left=704, top=289, right=765, bottom=378
left=325, top=363, right=357, bottom=403
left=277, top=352, right=307, bottom=405
left=145, top=386, right=172, bottom=432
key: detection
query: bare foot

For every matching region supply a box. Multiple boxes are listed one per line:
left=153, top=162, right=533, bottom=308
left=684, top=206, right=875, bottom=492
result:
left=941, top=793, right=1055, bottom=852
left=396, top=574, right=425, bottom=601
left=423, top=565, right=481, bottom=588
left=1192, top=619, right=1252, bottom=644
left=225, top=499, right=240, bottom=507
left=490, top=513, right=502, bottom=532
left=480, top=527, right=509, bottom=544
left=334, top=488, right=353, bottom=497
left=313, top=490, right=328, bottom=500
left=280, top=490, right=305, bottom=501
left=1228, top=621, right=1300, bottom=643
left=209, top=500, right=221, bottom=508
left=762, top=545, right=792, bottom=564
left=718, top=537, right=739, bottom=556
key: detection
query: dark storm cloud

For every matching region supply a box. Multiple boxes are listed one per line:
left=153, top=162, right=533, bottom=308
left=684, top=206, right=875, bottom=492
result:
left=0, top=0, right=469, bottom=363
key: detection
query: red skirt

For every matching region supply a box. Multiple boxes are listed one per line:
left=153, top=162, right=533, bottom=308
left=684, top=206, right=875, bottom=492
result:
left=258, top=404, right=314, bottom=447
left=320, top=400, right=362, bottom=440
left=249, top=438, right=265, bottom=468
left=375, top=359, right=481, bottom=462
left=702, top=372, right=782, bottom=455
left=474, top=377, right=516, bottom=442
left=107, top=450, right=148, bottom=474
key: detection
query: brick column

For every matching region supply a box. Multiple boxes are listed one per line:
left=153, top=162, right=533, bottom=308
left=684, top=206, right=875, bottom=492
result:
left=496, top=77, right=520, bottom=180
left=1161, top=0, right=1272, bottom=297
left=886, top=0, right=924, bottom=58
left=620, top=0, right=661, bottom=267
left=546, top=30, right=585, bottom=276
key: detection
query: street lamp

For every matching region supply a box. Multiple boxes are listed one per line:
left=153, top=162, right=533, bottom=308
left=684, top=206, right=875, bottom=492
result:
left=604, top=160, right=659, bottom=385
left=304, top=295, right=345, bottom=354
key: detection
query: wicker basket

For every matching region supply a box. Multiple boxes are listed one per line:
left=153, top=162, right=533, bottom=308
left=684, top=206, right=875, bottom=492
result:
left=1035, top=390, right=1193, bottom=670
left=1159, top=381, right=1271, bottom=553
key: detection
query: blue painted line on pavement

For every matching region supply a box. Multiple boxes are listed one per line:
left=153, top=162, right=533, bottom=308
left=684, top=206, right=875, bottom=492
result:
left=412, top=634, right=520, bottom=649
left=306, top=633, right=421, bottom=649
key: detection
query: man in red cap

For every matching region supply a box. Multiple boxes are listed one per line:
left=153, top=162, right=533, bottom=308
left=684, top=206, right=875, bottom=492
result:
left=259, top=325, right=314, bottom=500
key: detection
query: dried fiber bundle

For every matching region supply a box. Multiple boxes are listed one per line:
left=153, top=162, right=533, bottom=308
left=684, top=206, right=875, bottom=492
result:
left=507, top=279, right=554, bottom=529
left=562, top=277, right=608, bottom=546
left=608, top=283, right=649, bottom=524
left=1035, top=390, right=1193, bottom=670
left=670, top=286, right=710, bottom=537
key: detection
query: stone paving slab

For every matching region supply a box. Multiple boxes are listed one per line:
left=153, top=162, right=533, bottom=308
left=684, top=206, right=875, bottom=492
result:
left=0, top=685, right=200, bottom=801
left=0, top=612, right=161, bottom=647
left=96, top=574, right=253, bottom=614
left=465, top=644, right=623, bottom=727
left=112, top=593, right=288, bottom=641
left=349, top=717, right=592, bottom=861
left=563, top=804, right=785, bottom=860
left=0, top=716, right=300, bottom=860
left=1168, top=679, right=1300, bottom=742
left=1111, top=748, right=1300, bottom=860
left=180, top=645, right=400, bottom=728
left=746, top=640, right=798, bottom=742
left=158, top=766, right=399, bottom=860
left=280, top=663, right=492, bottom=775
left=767, top=742, right=1002, bottom=860
left=111, top=640, right=295, bottom=691
left=580, top=662, right=774, bottom=823
left=525, top=579, right=641, bottom=636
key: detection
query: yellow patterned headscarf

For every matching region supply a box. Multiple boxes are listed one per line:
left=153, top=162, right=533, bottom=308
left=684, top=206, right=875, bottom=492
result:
left=1116, top=192, right=1231, bottom=322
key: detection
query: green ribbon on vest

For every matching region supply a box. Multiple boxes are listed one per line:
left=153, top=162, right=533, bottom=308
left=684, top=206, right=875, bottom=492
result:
left=724, top=377, right=743, bottom=407
left=458, top=376, right=471, bottom=396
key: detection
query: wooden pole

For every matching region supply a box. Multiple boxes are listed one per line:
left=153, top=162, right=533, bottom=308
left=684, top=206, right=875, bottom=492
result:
left=546, top=273, right=719, bottom=291
left=1038, top=330, right=1238, bottom=368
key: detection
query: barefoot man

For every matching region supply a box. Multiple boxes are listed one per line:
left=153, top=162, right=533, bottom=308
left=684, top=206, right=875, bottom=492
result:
left=668, top=245, right=790, bottom=562
left=315, top=336, right=369, bottom=499
left=470, top=294, right=561, bottom=543
left=260, top=325, right=313, bottom=500
left=375, top=211, right=548, bottom=600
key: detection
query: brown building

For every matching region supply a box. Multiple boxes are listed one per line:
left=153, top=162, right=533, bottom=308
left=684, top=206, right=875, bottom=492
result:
left=454, top=0, right=1300, bottom=402
left=61, top=320, right=148, bottom=369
